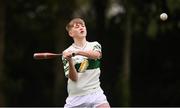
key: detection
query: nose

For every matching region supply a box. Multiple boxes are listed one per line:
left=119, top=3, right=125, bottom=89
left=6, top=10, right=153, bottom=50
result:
left=79, top=25, right=84, bottom=30
left=79, top=28, right=83, bottom=31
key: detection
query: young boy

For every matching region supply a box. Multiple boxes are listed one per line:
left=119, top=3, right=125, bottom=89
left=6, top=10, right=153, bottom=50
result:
left=62, top=18, right=110, bottom=108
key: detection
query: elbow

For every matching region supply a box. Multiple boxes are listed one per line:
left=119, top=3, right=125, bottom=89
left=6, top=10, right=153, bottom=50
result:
left=69, top=76, right=78, bottom=82
left=98, top=53, right=102, bottom=59
left=70, top=78, right=78, bottom=82
left=90, top=51, right=102, bottom=59
left=95, top=52, right=102, bottom=59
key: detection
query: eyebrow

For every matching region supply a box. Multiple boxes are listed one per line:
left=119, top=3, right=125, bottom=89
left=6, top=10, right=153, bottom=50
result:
left=74, top=22, right=85, bottom=26
left=72, top=21, right=84, bottom=26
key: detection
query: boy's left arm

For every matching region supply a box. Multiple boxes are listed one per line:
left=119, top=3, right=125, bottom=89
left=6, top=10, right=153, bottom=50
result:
left=76, top=50, right=101, bottom=60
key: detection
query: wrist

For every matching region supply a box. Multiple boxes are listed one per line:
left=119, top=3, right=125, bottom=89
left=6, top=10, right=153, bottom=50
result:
left=68, top=58, right=73, bottom=63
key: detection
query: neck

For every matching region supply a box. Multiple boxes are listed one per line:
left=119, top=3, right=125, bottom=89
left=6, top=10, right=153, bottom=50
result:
left=73, top=38, right=87, bottom=48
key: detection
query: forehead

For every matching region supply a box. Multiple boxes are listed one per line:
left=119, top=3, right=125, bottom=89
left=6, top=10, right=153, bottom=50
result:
left=69, top=19, right=85, bottom=26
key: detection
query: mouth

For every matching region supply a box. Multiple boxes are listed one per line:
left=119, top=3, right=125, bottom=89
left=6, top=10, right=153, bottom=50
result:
left=80, top=30, right=84, bottom=34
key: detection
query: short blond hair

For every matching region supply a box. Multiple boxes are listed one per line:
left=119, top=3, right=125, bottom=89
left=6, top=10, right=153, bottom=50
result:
left=66, top=18, right=85, bottom=32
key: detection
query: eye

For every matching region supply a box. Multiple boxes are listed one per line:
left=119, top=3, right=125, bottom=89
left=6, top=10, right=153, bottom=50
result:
left=74, top=24, right=79, bottom=28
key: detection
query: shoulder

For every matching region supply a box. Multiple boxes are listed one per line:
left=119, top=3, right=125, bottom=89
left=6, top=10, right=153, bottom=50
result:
left=88, top=41, right=101, bottom=46
left=88, top=41, right=102, bottom=51
left=63, top=45, right=74, bottom=53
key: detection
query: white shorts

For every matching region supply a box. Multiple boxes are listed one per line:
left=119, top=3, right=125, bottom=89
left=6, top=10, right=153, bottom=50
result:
left=64, top=89, right=109, bottom=108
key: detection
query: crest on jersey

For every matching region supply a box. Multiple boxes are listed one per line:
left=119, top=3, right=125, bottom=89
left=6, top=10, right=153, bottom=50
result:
left=78, top=59, right=89, bottom=72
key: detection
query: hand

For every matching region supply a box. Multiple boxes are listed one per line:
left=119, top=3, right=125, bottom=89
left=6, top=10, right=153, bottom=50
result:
left=63, top=51, right=76, bottom=61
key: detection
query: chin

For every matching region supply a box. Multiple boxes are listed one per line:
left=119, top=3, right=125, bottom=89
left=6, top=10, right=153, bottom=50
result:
left=80, top=36, right=86, bottom=39
left=80, top=33, right=87, bottom=37
left=76, top=33, right=87, bottom=38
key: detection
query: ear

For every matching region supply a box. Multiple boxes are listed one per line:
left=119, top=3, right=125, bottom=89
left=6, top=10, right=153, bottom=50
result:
left=68, top=31, right=74, bottom=37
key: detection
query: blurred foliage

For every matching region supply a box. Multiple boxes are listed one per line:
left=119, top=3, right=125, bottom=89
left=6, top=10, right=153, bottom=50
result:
left=1, top=0, right=180, bottom=107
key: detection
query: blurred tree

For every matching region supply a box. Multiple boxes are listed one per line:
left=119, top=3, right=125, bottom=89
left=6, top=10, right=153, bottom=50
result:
left=119, top=0, right=132, bottom=106
left=51, top=0, right=76, bottom=106
left=5, top=0, right=57, bottom=106
left=105, top=0, right=132, bottom=106
left=0, top=0, right=5, bottom=106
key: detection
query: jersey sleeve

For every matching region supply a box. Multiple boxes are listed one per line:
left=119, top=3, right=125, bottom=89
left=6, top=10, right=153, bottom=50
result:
left=62, top=56, right=69, bottom=78
left=92, top=41, right=102, bottom=53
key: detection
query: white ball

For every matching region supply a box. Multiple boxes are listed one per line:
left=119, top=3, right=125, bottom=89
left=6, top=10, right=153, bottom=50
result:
left=160, top=13, right=168, bottom=21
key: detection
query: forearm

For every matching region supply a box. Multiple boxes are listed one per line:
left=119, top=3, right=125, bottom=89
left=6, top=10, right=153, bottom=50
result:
left=68, top=59, right=78, bottom=81
left=76, top=50, right=101, bottom=59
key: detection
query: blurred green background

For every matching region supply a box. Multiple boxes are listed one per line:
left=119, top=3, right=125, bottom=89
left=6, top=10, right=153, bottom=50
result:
left=0, top=0, right=180, bottom=107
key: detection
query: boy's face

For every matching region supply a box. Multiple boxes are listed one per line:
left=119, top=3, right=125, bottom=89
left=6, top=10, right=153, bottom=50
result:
left=69, top=22, right=87, bottom=39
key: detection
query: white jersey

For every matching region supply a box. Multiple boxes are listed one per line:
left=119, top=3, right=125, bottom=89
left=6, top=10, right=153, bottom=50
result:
left=62, top=41, right=102, bottom=97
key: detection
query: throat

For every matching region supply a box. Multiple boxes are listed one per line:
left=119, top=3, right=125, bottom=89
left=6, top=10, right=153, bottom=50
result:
left=73, top=41, right=88, bottom=50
